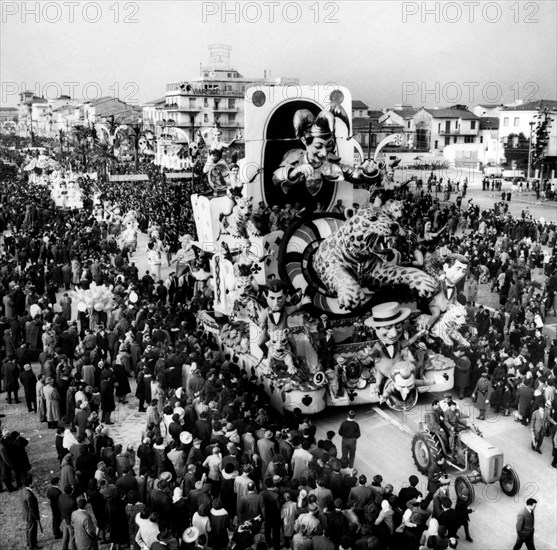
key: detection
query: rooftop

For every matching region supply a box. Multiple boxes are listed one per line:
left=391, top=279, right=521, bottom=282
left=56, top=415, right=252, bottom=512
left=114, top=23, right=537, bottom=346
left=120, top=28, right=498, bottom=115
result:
left=352, top=100, right=369, bottom=110
left=144, top=97, right=167, bottom=107
left=388, top=107, right=419, bottom=119
left=352, top=117, right=381, bottom=130
left=423, top=107, right=479, bottom=120
left=502, top=100, right=557, bottom=111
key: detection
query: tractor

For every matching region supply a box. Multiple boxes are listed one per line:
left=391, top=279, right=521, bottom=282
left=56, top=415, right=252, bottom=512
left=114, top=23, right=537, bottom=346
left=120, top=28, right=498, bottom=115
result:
left=411, top=411, right=520, bottom=504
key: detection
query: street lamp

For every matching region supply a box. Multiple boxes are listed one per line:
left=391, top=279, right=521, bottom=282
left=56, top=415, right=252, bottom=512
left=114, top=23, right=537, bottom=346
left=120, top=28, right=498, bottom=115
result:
left=526, top=120, right=535, bottom=182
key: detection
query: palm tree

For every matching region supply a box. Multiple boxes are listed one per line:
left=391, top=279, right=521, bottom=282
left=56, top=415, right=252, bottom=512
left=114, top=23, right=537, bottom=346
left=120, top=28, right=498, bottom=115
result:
left=91, top=141, right=117, bottom=179
left=70, top=125, right=97, bottom=171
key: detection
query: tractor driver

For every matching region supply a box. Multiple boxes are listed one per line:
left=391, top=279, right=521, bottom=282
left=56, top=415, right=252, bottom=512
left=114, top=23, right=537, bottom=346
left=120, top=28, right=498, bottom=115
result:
left=444, top=400, right=469, bottom=456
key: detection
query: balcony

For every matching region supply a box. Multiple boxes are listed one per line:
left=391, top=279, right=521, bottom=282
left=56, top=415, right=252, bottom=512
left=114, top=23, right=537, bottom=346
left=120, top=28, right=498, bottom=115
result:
left=166, top=85, right=244, bottom=97
left=213, top=106, right=239, bottom=112
left=439, top=129, right=477, bottom=136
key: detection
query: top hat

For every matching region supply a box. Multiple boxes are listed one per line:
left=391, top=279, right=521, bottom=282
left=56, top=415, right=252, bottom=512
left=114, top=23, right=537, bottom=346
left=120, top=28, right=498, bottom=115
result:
left=364, top=302, right=411, bottom=328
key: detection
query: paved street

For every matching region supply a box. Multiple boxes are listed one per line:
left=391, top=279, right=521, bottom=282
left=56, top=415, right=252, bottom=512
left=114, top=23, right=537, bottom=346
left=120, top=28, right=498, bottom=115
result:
left=2, top=184, right=556, bottom=550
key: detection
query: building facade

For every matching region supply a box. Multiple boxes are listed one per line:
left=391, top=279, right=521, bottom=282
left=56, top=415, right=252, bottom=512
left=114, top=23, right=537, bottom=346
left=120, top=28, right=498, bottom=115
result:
left=498, top=100, right=557, bottom=156
left=143, top=44, right=298, bottom=143
left=413, top=106, right=480, bottom=152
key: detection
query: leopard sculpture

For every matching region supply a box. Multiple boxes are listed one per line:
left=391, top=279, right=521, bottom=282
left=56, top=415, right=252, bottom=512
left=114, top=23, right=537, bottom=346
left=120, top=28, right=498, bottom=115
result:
left=230, top=271, right=263, bottom=322
left=414, top=303, right=470, bottom=348
left=265, top=328, right=297, bottom=376
left=312, top=202, right=438, bottom=310
left=220, top=195, right=261, bottom=239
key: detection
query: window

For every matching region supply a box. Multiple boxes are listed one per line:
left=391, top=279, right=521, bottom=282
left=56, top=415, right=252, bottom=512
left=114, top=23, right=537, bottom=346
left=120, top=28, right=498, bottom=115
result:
left=229, top=114, right=236, bottom=124
left=503, top=117, right=509, bottom=126
left=189, top=98, right=196, bottom=108
left=444, top=137, right=450, bottom=146
left=203, top=113, right=209, bottom=122
left=480, top=136, right=484, bottom=144
left=203, top=98, right=208, bottom=107
left=438, top=123, right=441, bottom=133
left=465, top=136, right=475, bottom=143
left=434, top=140, right=438, bottom=149
left=453, top=137, right=458, bottom=144
left=471, top=121, right=476, bottom=130
left=407, top=121, right=411, bottom=129
left=514, top=117, right=520, bottom=126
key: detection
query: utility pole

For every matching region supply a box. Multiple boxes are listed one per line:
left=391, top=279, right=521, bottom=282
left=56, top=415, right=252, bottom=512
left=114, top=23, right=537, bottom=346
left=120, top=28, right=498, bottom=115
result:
left=526, top=121, right=534, bottom=182
left=367, top=118, right=372, bottom=159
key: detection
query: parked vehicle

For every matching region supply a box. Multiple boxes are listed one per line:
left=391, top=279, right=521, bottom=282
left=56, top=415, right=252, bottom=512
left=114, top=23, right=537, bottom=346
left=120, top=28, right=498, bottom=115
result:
left=411, top=411, right=520, bottom=504
left=483, top=165, right=503, bottom=178
left=503, top=169, right=525, bottom=181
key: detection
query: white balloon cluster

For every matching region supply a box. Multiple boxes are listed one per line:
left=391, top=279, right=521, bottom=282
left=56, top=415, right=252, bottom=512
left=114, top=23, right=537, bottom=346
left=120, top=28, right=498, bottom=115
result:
left=71, top=282, right=116, bottom=313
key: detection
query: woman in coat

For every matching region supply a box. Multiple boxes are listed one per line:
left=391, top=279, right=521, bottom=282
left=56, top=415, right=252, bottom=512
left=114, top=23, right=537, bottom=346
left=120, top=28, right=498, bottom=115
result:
left=36, top=374, right=47, bottom=422
left=106, top=487, right=129, bottom=548
left=60, top=454, right=77, bottom=492
left=516, top=379, right=535, bottom=424
left=43, top=377, right=61, bottom=428
left=209, top=499, right=229, bottom=550
left=113, top=362, right=131, bottom=404
left=100, top=365, right=116, bottom=425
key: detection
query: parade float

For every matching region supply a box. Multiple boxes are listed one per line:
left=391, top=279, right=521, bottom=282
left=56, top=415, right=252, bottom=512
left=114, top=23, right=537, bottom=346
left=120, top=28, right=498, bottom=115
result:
left=24, top=156, right=86, bottom=209
left=192, top=85, right=459, bottom=415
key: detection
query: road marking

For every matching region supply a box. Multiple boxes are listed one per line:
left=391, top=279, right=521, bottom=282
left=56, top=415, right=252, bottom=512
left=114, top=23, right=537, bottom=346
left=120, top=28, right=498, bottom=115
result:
left=372, top=406, right=413, bottom=435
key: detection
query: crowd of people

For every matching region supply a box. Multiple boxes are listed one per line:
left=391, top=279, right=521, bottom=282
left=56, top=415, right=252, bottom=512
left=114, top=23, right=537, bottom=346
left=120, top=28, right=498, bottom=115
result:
left=1, top=147, right=556, bottom=550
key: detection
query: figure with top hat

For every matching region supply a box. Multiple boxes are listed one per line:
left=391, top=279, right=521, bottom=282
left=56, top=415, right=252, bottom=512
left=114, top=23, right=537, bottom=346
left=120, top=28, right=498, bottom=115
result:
left=364, top=302, right=426, bottom=402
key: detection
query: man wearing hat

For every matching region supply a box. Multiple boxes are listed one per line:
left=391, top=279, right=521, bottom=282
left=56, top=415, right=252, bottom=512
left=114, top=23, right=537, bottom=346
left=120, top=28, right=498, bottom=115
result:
left=338, top=411, right=361, bottom=468
left=365, top=302, right=424, bottom=399
left=444, top=401, right=469, bottom=455
left=182, top=526, right=199, bottom=546
left=237, top=482, right=263, bottom=524
left=294, top=500, right=322, bottom=536
left=257, top=430, right=276, bottom=475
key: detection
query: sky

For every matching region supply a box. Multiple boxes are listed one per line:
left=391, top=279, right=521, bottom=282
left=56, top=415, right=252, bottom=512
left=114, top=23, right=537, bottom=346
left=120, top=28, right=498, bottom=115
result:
left=1, top=0, right=556, bottom=109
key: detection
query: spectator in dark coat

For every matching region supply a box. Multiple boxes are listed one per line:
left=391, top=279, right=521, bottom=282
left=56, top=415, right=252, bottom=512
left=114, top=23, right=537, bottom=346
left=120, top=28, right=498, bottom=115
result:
left=107, top=488, right=130, bottom=548
left=3, top=359, right=20, bottom=404
left=21, top=475, right=41, bottom=550
left=8, top=431, right=31, bottom=488
left=58, top=483, right=77, bottom=550
left=19, top=363, right=37, bottom=412
left=100, top=365, right=116, bottom=424
left=150, top=479, right=173, bottom=523
left=113, top=362, right=131, bottom=404
left=46, top=476, right=63, bottom=539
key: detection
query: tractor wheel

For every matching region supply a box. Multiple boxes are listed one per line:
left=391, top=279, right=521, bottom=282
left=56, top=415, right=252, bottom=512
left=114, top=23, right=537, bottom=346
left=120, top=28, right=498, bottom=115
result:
left=411, top=433, right=442, bottom=474
left=455, top=475, right=475, bottom=505
left=500, top=466, right=520, bottom=496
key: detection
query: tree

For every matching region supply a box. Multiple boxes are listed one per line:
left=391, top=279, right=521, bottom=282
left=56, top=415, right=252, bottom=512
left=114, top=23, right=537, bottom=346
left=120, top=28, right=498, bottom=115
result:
left=91, top=141, right=117, bottom=179
left=532, top=107, right=553, bottom=178
left=70, top=125, right=96, bottom=171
